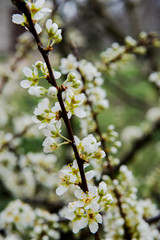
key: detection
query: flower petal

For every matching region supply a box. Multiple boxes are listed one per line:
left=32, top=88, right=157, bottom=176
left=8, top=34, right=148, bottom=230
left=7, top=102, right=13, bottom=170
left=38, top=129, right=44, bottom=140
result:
left=20, top=80, right=31, bottom=88
left=56, top=185, right=68, bottom=196
left=96, top=214, right=102, bottom=224
left=35, top=23, right=42, bottom=34
left=89, top=221, right=98, bottom=234
left=12, top=14, right=25, bottom=24
left=78, top=218, right=88, bottom=229
left=74, top=108, right=86, bottom=118
left=73, top=222, right=80, bottom=234
left=86, top=170, right=96, bottom=181
left=23, top=67, right=32, bottom=77
left=53, top=70, right=61, bottom=79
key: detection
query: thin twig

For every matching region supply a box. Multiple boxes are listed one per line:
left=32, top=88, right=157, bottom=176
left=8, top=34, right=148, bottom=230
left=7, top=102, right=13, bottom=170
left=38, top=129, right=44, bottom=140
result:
left=145, top=213, right=160, bottom=224
left=71, top=44, right=132, bottom=240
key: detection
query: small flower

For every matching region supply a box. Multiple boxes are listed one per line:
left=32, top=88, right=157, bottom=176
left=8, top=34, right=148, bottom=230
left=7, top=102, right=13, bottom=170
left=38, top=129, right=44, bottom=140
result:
left=46, top=19, right=62, bottom=44
left=42, top=137, right=59, bottom=153
left=43, top=121, right=61, bottom=138
left=21, top=66, right=39, bottom=89
left=65, top=72, right=82, bottom=90
left=98, top=181, right=107, bottom=196
left=75, top=134, right=98, bottom=154
left=32, top=98, right=55, bottom=129
left=28, top=86, right=46, bottom=97
left=56, top=160, right=94, bottom=196
left=46, top=19, right=58, bottom=35
left=65, top=89, right=86, bottom=118
left=48, top=86, right=58, bottom=97
left=125, top=36, right=137, bottom=47
left=79, top=59, right=101, bottom=81
left=60, top=54, right=79, bottom=74
left=78, top=205, right=102, bottom=234
left=56, top=173, right=77, bottom=196
left=12, top=0, right=52, bottom=34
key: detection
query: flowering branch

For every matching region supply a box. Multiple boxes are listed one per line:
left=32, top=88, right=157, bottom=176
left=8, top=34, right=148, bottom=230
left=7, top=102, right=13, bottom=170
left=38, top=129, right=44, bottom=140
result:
left=11, top=0, right=107, bottom=238
left=70, top=45, right=132, bottom=240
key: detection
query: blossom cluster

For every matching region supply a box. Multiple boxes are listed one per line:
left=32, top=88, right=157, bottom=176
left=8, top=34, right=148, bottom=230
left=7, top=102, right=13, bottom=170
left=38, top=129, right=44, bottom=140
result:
left=65, top=182, right=113, bottom=234
left=100, top=33, right=160, bottom=75
left=0, top=149, right=59, bottom=200
left=60, top=54, right=109, bottom=111
left=0, top=200, right=60, bottom=240
left=55, top=134, right=113, bottom=234
left=103, top=166, right=160, bottom=240
left=12, top=0, right=52, bottom=34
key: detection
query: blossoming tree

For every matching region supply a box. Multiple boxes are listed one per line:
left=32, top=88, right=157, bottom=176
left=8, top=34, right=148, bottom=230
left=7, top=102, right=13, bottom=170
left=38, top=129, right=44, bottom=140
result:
left=0, top=0, right=160, bottom=240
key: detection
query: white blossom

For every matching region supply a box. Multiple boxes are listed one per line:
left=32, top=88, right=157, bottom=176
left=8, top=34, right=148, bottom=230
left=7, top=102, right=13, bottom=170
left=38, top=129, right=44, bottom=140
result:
left=60, top=54, right=79, bottom=74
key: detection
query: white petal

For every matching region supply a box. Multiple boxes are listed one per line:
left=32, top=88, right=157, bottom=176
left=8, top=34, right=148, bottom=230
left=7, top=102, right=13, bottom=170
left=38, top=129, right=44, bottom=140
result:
left=78, top=218, right=88, bottom=229
left=53, top=70, right=61, bottom=79
left=32, top=115, right=40, bottom=123
left=74, top=189, right=84, bottom=199
left=65, top=211, right=74, bottom=220
left=72, top=160, right=78, bottom=169
left=76, top=201, right=85, bottom=208
left=98, top=181, right=107, bottom=194
left=20, top=80, right=31, bottom=88
left=23, top=67, right=32, bottom=77
left=73, top=222, right=80, bottom=234
left=48, top=86, right=57, bottom=97
left=43, top=128, right=51, bottom=137
left=67, top=111, right=72, bottom=119
left=35, top=23, right=42, bottom=34
left=40, top=7, right=52, bottom=13
left=28, top=86, right=36, bottom=95
left=74, top=108, right=86, bottom=118
left=86, top=170, right=96, bottom=181
left=74, top=135, right=80, bottom=145
left=34, top=11, right=44, bottom=20
left=39, top=122, right=48, bottom=129
left=92, top=203, right=99, bottom=212
left=46, top=19, right=52, bottom=31
left=34, top=0, right=45, bottom=8
left=12, top=14, right=25, bottom=24
left=52, top=23, right=58, bottom=33
left=89, top=221, right=98, bottom=234
left=56, top=185, right=68, bottom=196
left=96, top=214, right=102, bottom=224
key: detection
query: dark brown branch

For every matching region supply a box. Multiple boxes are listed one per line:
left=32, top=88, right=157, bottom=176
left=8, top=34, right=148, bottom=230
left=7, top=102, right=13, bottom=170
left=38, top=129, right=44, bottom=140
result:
left=0, top=77, right=8, bottom=93
left=145, top=213, right=160, bottom=224
left=114, top=119, right=160, bottom=172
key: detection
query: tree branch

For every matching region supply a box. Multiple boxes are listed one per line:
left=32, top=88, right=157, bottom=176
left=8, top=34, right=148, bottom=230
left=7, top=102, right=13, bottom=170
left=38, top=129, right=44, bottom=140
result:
left=71, top=44, right=132, bottom=240
left=145, top=213, right=160, bottom=224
